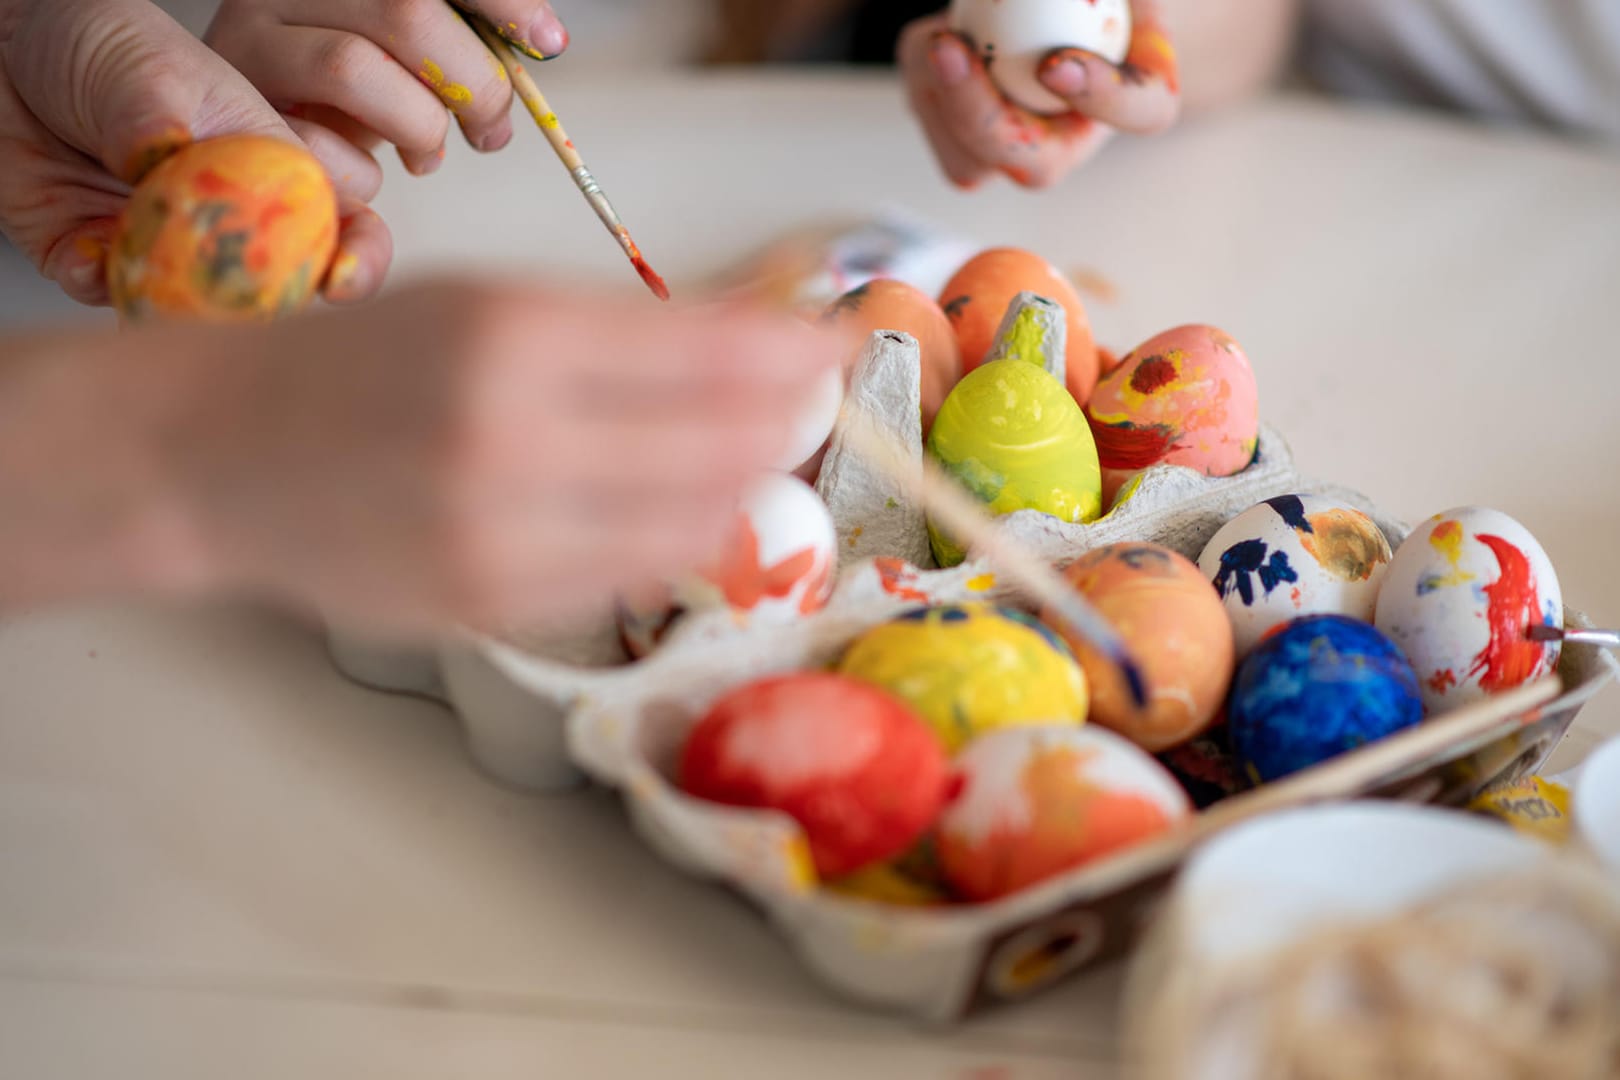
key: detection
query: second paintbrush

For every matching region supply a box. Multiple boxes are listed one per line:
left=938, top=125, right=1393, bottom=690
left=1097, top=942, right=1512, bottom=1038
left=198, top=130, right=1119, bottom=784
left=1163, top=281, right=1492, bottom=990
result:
left=466, top=14, right=670, bottom=301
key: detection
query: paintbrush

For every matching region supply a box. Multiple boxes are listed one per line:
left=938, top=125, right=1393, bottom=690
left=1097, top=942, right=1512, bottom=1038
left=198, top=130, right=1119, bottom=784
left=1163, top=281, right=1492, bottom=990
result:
left=838, top=402, right=1149, bottom=709
left=463, top=12, right=670, bottom=301
left=1527, top=624, right=1620, bottom=649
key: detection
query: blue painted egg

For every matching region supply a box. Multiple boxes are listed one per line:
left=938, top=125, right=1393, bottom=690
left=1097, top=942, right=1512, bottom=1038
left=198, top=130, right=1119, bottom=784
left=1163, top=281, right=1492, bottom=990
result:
left=1229, top=615, right=1424, bottom=783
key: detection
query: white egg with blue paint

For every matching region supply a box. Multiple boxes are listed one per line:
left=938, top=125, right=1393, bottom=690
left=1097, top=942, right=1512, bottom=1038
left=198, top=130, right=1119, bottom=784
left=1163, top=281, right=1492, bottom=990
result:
left=950, top=0, right=1134, bottom=115
left=1197, top=495, right=1393, bottom=657
left=1374, top=507, right=1562, bottom=714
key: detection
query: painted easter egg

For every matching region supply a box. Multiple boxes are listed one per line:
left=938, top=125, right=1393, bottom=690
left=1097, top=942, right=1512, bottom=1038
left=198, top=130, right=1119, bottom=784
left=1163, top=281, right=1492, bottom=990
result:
left=679, top=673, right=951, bottom=879
left=939, top=249, right=1100, bottom=405
left=926, top=359, right=1102, bottom=567
left=617, top=473, right=836, bottom=658
left=826, top=839, right=953, bottom=907
left=937, top=726, right=1190, bottom=902
left=108, top=135, right=337, bottom=323
left=1198, top=495, right=1393, bottom=657
left=822, top=280, right=962, bottom=434
left=1043, top=543, right=1233, bottom=753
left=1374, top=507, right=1562, bottom=714
left=837, top=604, right=1089, bottom=754
left=1228, top=615, right=1424, bottom=783
left=1085, top=325, right=1260, bottom=505
left=950, top=0, right=1133, bottom=115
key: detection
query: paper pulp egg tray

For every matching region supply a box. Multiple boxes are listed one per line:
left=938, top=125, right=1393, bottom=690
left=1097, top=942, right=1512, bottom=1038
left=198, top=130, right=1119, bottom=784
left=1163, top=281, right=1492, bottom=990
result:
left=326, top=344, right=1618, bottom=1025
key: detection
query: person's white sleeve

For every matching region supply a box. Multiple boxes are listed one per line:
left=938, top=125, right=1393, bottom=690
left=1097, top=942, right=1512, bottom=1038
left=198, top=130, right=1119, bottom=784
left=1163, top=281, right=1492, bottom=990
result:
left=1302, top=0, right=1620, bottom=142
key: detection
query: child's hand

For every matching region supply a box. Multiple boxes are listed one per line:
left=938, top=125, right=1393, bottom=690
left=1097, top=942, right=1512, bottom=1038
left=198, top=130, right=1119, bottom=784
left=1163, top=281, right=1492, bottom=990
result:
left=900, top=1, right=1181, bottom=190
left=206, top=0, right=569, bottom=186
left=0, top=0, right=390, bottom=306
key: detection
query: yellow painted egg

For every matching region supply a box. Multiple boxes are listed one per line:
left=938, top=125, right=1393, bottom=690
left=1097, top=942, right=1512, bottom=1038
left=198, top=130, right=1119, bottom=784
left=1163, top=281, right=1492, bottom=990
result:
left=109, top=135, right=337, bottom=323
left=822, top=280, right=963, bottom=435
left=1085, top=325, right=1260, bottom=505
left=837, top=603, right=1089, bottom=754
left=926, top=359, right=1102, bottom=567
left=940, top=248, right=1101, bottom=406
left=1044, top=544, right=1233, bottom=753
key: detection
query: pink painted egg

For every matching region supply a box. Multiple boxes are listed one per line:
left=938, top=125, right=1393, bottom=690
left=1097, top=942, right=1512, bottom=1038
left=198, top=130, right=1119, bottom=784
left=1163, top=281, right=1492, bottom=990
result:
left=938, top=726, right=1191, bottom=902
left=680, top=673, right=952, bottom=879
left=1374, top=507, right=1562, bottom=714
left=1085, top=325, right=1260, bottom=504
left=618, top=473, right=836, bottom=658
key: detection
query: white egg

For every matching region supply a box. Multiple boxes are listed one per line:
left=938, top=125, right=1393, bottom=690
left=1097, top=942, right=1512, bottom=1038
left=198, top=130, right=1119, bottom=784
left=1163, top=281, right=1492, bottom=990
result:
left=1374, top=507, right=1562, bottom=714
left=777, top=364, right=844, bottom=474
left=1198, top=495, right=1393, bottom=657
left=618, top=473, right=837, bottom=659
left=950, top=0, right=1134, bottom=115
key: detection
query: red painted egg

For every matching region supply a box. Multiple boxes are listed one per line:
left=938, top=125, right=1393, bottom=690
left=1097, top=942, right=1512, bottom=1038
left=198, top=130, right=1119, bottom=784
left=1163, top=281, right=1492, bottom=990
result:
left=679, top=673, right=952, bottom=879
left=938, top=726, right=1190, bottom=902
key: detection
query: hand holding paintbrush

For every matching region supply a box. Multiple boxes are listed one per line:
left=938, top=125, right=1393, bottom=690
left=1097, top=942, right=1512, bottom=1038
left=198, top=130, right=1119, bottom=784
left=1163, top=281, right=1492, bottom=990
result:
left=456, top=7, right=670, bottom=300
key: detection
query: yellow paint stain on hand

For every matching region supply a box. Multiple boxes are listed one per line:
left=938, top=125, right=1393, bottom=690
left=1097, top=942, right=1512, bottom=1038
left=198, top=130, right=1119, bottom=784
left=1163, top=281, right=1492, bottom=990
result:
left=326, top=250, right=361, bottom=294
left=419, top=58, right=474, bottom=109
left=966, top=573, right=996, bottom=593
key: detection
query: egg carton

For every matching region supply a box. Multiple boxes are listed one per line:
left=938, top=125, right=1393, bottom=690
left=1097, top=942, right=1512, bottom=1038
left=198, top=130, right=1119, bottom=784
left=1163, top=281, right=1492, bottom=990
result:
left=324, top=322, right=1618, bottom=1023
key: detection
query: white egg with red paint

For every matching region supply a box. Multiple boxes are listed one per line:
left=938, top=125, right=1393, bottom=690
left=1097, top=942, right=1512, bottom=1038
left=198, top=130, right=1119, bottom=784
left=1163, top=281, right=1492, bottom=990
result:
left=617, top=473, right=837, bottom=659
left=1198, top=495, right=1393, bottom=657
left=950, top=0, right=1133, bottom=115
left=1374, top=507, right=1562, bottom=714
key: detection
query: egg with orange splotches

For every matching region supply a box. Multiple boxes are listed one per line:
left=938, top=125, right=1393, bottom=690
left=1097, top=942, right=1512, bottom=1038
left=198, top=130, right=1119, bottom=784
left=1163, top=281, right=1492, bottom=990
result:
left=108, top=135, right=338, bottom=323
left=937, top=727, right=1191, bottom=902
left=617, top=473, right=836, bottom=658
left=1043, top=544, right=1233, bottom=753
left=1084, top=325, right=1260, bottom=505
left=939, top=249, right=1101, bottom=406
left=679, top=673, right=952, bottom=879
left=822, top=280, right=962, bottom=434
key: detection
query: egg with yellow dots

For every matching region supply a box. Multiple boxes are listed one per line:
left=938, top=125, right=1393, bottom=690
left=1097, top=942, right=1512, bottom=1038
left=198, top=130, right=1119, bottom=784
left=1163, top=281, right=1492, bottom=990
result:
left=108, top=135, right=338, bottom=323
left=926, top=359, right=1103, bottom=568
left=837, top=604, right=1089, bottom=755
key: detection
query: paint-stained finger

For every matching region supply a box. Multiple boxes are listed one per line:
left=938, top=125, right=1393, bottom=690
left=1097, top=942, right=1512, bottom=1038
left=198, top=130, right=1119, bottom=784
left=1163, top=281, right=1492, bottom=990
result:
left=283, top=115, right=385, bottom=203
left=269, top=0, right=518, bottom=154
left=232, top=26, right=452, bottom=164
left=322, top=205, right=393, bottom=303
left=999, top=124, right=1114, bottom=190
left=1037, top=48, right=1179, bottom=134
left=452, top=0, right=570, bottom=62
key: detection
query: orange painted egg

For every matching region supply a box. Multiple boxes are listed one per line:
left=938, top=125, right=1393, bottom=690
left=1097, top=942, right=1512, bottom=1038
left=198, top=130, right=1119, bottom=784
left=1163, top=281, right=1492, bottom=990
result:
left=937, top=727, right=1190, bottom=902
left=938, top=249, right=1099, bottom=406
left=823, top=280, right=963, bottom=433
left=1044, top=544, right=1233, bottom=753
left=109, top=135, right=337, bottom=323
left=1085, top=325, right=1260, bottom=504
left=679, top=673, right=952, bottom=879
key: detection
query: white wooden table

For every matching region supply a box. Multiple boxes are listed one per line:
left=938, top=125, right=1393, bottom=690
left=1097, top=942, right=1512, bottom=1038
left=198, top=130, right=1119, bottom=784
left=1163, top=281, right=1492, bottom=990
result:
left=3, top=73, right=1618, bottom=1078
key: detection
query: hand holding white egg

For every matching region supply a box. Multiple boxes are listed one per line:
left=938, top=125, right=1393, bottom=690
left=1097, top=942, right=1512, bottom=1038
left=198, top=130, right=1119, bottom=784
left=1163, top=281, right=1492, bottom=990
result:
left=901, top=1, right=1181, bottom=190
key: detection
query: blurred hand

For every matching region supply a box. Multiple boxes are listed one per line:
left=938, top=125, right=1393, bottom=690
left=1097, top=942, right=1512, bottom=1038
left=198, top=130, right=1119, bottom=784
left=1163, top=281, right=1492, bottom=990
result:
left=161, top=280, right=840, bottom=635
left=206, top=0, right=568, bottom=188
left=900, top=0, right=1181, bottom=190
left=0, top=0, right=390, bottom=306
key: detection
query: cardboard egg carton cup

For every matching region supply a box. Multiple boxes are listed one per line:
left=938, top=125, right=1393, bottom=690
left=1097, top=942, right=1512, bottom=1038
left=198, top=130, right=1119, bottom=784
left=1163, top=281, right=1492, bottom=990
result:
left=327, top=305, right=1619, bottom=1024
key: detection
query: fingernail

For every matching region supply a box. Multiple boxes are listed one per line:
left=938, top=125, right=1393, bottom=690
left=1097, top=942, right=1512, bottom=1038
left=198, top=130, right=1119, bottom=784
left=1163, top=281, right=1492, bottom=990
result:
left=326, top=250, right=365, bottom=300
left=530, top=14, right=569, bottom=60
left=1042, top=55, right=1089, bottom=97
left=477, top=122, right=513, bottom=153
left=930, top=35, right=972, bottom=86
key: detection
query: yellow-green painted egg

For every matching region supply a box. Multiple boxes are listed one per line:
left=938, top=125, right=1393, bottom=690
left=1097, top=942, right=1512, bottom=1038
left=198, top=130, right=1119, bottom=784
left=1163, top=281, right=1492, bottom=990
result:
left=837, top=604, right=1089, bottom=754
left=926, top=359, right=1102, bottom=567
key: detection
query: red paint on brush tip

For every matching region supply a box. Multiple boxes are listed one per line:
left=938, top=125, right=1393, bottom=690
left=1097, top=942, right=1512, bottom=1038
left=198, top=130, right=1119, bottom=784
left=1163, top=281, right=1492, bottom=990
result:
left=634, top=257, right=670, bottom=301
